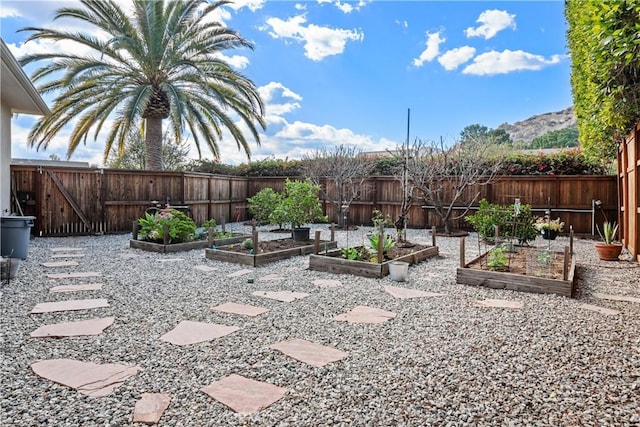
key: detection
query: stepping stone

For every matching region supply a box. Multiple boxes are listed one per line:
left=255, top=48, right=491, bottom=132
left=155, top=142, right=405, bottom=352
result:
left=269, top=338, right=348, bottom=367
left=200, top=374, right=287, bottom=415
left=251, top=291, right=309, bottom=303
left=228, top=269, right=253, bottom=278
left=51, top=253, right=85, bottom=259
left=30, top=317, right=114, bottom=338
left=51, top=247, right=84, bottom=252
left=47, top=272, right=102, bottom=279
left=133, top=393, right=171, bottom=425
left=211, top=302, right=269, bottom=317
left=31, top=359, right=140, bottom=398
left=41, top=261, right=80, bottom=268
left=334, top=306, right=397, bottom=324
left=194, top=265, right=218, bottom=272
left=383, top=285, right=444, bottom=299
left=313, top=279, right=342, bottom=288
left=50, top=283, right=103, bottom=293
left=160, top=321, right=240, bottom=346
left=31, top=299, right=109, bottom=314
left=593, top=293, right=640, bottom=304
left=258, top=273, right=283, bottom=282
left=474, top=299, right=523, bottom=309
left=157, top=258, right=184, bottom=263
left=578, top=304, right=621, bottom=316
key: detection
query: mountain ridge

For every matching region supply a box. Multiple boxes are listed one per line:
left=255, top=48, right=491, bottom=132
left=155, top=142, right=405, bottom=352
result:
left=498, top=107, right=576, bottom=143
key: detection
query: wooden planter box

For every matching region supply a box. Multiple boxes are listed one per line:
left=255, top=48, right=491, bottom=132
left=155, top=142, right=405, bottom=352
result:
left=456, top=243, right=576, bottom=297
left=308, top=246, right=439, bottom=278
left=130, top=233, right=250, bottom=254
left=205, top=239, right=338, bottom=267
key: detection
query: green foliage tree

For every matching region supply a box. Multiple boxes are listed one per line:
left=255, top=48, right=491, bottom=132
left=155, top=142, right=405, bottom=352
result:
left=529, top=127, right=579, bottom=149
left=20, top=0, right=265, bottom=171
left=277, top=179, right=327, bottom=229
left=247, top=188, right=283, bottom=226
left=566, top=0, right=640, bottom=160
left=460, top=124, right=512, bottom=146
left=107, top=129, right=190, bottom=170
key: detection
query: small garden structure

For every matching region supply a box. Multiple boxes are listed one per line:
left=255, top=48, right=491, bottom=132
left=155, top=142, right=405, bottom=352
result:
left=130, top=211, right=250, bottom=253
left=456, top=237, right=576, bottom=297
left=205, top=228, right=337, bottom=267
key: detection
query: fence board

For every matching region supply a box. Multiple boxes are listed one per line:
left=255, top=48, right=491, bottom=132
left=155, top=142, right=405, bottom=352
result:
left=10, top=166, right=618, bottom=237
left=619, top=124, right=639, bottom=260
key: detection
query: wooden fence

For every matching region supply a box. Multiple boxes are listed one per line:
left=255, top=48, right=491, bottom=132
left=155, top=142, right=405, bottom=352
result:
left=10, top=165, right=617, bottom=237
left=619, top=124, right=640, bottom=261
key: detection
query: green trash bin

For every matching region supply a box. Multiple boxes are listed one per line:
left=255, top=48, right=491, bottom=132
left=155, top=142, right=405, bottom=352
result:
left=1, top=216, right=36, bottom=260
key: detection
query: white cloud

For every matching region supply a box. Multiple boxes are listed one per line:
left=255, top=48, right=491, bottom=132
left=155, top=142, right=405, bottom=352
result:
left=437, top=46, right=476, bottom=71
left=258, top=82, right=303, bottom=103
left=215, top=53, right=250, bottom=69
left=465, top=9, right=516, bottom=40
left=265, top=15, right=364, bottom=61
left=224, top=0, right=266, bottom=12
left=0, top=6, right=21, bottom=18
left=412, top=31, right=445, bottom=67
left=462, top=49, right=564, bottom=76
left=295, top=3, right=307, bottom=11
left=258, top=82, right=302, bottom=117
left=395, top=19, right=408, bottom=29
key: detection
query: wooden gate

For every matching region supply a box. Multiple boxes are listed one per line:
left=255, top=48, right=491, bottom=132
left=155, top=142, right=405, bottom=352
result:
left=619, top=123, right=640, bottom=261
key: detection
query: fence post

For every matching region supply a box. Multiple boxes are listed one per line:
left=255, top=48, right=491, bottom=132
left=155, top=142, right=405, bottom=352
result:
left=431, top=226, right=437, bottom=247
left=208, top=227, right=214, bottom=247
left=460, top=237, right=466, bottom=268
left=314, top=230, right=321, bottom=254
left=132, top=221, right=139, bottom=240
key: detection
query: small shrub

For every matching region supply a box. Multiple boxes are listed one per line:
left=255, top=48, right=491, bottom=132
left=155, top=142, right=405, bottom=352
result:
left=137, top=209, right=196, bottom=243
left=248, top=188, right=283, bottom=226
left=341, top=247, right=363, bottom=260
left=241, top=238, right=254, bottom=250
left=487, top=247, right=509, bottom=271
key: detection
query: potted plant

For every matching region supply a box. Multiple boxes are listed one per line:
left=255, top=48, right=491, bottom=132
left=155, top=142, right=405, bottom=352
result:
left=535, top=217, right=564, bottom=240
left=594, top=221, right=623, bottom=261
left=275, top=179, right=327, bottom=241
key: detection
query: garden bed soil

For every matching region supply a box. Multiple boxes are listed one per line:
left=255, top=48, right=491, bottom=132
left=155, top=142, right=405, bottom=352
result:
left=130, top=233, right=251, bottom=253
left=308, top=243, right=439, bottom=278
left=457, top=246, right=576, bottom=297
left=205, top=238, right=338, bottom=266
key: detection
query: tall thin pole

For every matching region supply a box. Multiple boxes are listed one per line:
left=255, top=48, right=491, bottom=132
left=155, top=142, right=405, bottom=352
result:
left=403, top=108, right=410, bottom=239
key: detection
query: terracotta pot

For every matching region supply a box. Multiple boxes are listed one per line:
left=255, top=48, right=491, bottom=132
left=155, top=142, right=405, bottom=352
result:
left=594, top=243, right=623, bottom=261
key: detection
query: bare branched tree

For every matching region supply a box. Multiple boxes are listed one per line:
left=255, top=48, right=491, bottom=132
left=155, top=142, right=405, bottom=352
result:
left=394, top=137, right=504, bottom=234
left=301, top=145, right=376, bottom=228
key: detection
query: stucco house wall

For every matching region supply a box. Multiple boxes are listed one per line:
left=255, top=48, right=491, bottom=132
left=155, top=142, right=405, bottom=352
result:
left=0, top=38, right=50, bottom=214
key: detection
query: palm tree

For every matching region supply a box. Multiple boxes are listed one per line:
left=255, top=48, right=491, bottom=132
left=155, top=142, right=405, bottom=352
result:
left=19, top=0, right=266, bottom=170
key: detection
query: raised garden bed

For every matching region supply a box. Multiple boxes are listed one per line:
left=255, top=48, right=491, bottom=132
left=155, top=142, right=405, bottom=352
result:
left=130, top=233, right=250, bottom=254
left=308, top=244, right=439, bottom=278
left=456, top=238, right=576, bottom=297
left=205, top=237, right=338, bottom=266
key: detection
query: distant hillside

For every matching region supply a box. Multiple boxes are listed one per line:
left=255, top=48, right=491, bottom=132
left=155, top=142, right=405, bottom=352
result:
left=498, top=107, right=577, bottom=143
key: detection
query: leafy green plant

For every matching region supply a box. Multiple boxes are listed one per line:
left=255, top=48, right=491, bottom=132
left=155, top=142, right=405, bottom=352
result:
left=341, top=247, right=363, bottom=260
left=367, top=233, right=395, bottom=254
left=466, top=199, right=537, bottom=244
left=536, top=249, right=553, bottom=265
left=137, top=209, right=196, bottom=243
left=201, top=219, right=217, bottom=229
left=596, top=221, right=619, bottom=245
left=248, top=188, right=283, bottom=226
left=278, top=179, right=327, bottom=229
left=487, top=247, right=509, bottom=271
left=241, top=238, right=254, bottom=250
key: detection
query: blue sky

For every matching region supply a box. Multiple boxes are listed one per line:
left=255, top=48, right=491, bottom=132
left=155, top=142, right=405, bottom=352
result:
left=1, top=0, right=571, bottom=166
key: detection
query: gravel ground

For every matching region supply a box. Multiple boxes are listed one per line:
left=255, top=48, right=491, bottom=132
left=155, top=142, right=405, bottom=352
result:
left=1, top=224, right=639, bottom=426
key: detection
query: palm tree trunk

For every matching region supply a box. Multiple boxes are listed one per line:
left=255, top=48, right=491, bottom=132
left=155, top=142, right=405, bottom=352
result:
left=145, top=117, right=164, bottom=170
